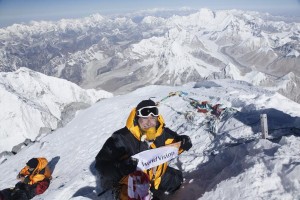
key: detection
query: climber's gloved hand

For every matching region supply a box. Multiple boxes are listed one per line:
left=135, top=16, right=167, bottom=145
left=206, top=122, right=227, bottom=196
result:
left=175, top=135, right=192, bottom=151
left=116, top=157, right=138, bottom=176
left=16, top=173, right=24, bottom=179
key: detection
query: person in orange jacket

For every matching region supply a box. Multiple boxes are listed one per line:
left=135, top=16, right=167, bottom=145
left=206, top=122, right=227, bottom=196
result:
left=0, top=157, right=52, bottom=200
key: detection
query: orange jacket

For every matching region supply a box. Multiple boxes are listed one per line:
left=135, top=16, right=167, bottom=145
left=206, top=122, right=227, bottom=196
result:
left=18, top=157, right=52, bottom=185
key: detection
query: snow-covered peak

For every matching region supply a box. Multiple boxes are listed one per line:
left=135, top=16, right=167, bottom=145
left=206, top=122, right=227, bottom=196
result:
left=0, top=67, right=112, bottom=153
left=0, top=80, right=299, bottom=199
left=141, top=16, right=165, bottom=26
left=287, top=49, right=300, bottom=57
left=223, top=63, right=270, bottom=86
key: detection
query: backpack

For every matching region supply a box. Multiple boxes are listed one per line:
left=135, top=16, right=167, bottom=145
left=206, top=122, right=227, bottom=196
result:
left=35, top=179, right=50, bottom=195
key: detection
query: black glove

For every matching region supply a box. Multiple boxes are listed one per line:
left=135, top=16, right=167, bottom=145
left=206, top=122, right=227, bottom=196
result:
left=16, top=173, right=24, bottom=179
left=176, top=135, right=192, bottom=151
left=23, top=176, right=30, bottom=184
left=116, top=158, right=138, bottom=176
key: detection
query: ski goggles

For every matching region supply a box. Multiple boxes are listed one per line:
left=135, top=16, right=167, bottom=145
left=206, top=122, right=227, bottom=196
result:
left=137, top=106, right=159, bottom=117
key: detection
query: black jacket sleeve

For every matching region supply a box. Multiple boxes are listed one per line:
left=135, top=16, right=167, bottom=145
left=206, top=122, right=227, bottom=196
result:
left=152, top=127, right=180, bottom=148
left=163, top=127, right=192, bottom=151
left=95, top=137, right=120, bottom=182
left=164, top=127, right=180, bottom=138
left=95, top=132, right=130, bottom=184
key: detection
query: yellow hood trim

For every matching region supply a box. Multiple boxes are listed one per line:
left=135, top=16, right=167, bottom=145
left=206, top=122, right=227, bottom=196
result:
left=126, top=108, right=164, bottom=141
left=36, top=157, right=48, bottom=170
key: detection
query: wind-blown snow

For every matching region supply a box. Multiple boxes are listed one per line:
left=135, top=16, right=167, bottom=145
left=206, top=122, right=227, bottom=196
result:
left=0, top=79, right=299, bottom=200
left=0, top=67, right=112, bottom=153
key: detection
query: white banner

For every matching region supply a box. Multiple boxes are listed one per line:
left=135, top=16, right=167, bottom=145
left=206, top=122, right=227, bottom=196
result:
left=132, top=142, right=180, bottom=170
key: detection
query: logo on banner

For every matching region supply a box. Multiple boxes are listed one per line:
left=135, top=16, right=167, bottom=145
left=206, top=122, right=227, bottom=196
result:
left=132, top=142, right=180, bottom=170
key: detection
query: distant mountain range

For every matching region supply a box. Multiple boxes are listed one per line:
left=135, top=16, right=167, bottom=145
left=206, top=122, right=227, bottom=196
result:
left=0, top=8, right=299, bottom=102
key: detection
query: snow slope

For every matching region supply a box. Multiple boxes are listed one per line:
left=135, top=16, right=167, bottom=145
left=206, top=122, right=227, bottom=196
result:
left=0, top=67, right=112, bottom=154
left=0, top=79, right=299, bottom=200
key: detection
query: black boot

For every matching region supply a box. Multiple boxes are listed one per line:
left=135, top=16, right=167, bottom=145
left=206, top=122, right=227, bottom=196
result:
left=0, top=188, right=14, bottom=200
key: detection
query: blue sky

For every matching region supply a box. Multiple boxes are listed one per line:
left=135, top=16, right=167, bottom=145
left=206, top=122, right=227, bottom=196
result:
left=0, top=0, right=300, bottom=27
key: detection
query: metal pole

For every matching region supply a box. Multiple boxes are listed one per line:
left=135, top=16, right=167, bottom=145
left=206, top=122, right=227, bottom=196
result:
left=260, top=114, right=268, bottom=139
